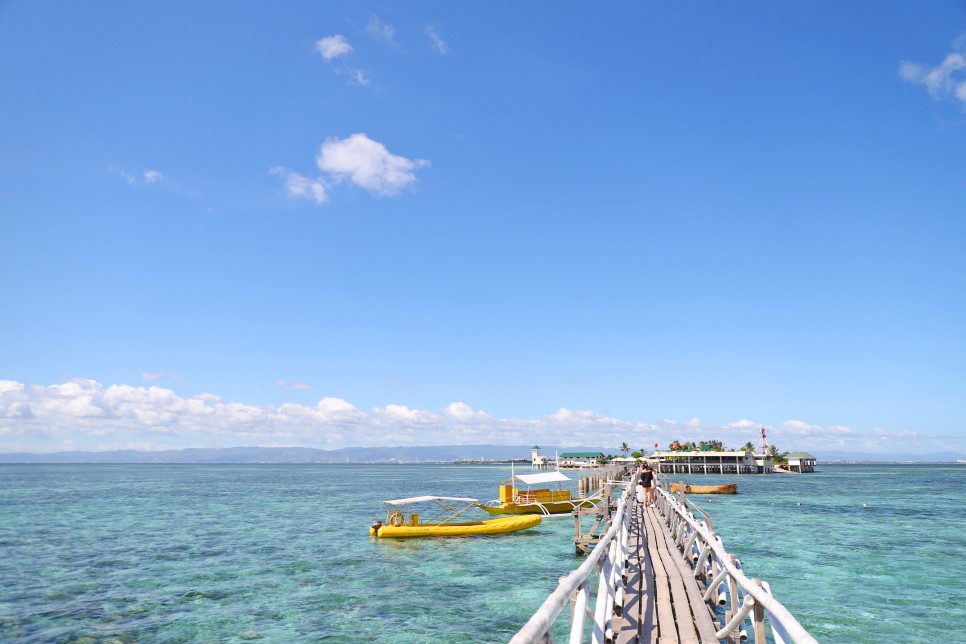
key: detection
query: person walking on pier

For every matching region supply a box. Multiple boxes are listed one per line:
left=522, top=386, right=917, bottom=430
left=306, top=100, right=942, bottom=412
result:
left=635, top=478, right=646, bottom=507
left=640, top=463, right=655, bottom=506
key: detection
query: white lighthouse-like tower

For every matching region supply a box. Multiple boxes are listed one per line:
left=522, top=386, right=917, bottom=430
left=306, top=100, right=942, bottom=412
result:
left=531, top=445, right=546, bottom=470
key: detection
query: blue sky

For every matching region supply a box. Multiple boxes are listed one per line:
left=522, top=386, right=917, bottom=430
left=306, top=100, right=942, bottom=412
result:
left=1, top=1, right=964, bottom=455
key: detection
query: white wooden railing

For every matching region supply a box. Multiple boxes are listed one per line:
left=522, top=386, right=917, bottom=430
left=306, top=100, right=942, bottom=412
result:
left=655, top=480, right=818, bottom=644
left=511, top=472, right=818, bottom=644
left=510, top=480, right=633, bottom=644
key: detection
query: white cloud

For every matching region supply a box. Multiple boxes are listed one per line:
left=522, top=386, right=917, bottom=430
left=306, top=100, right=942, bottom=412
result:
left=142, top=372, right=163, bottom=381
left=34, top=379, right=108, bottom=419
left=373, top=404, right=440, bottom=425
left=780, top=419, right=852, bottom=436
left=366, top=16, right=396, bottom=45
left=444, top=402, right=491, bottom=423
left=425, top=26, right=448, bottom=55
left=108, top=164, right=137, bottom=186
left=276, top=131, right=428, bottom=202
left=1, top=378, right=961, bottom=456
left=872, top=426, right=918, bottom=440
left=109, top=164, right=166, bottom=188
left=269, top=166, right=328, bottom=204
left=315, top=35, right=353, bottom=60
left=314, top=34, right=371, bottom=88
left=900, top=48, right=966, bottom=107
left=726, top=419, right=758, bottom=429
left=0, top=380, right=32, bottom=419
left=103, top=384, right=209, bottom=426
left=0, top=380, right=26, bottom=397
left=781, top=419, right=820, bottom=434
left=312, top=397, right=369, bottom=424
left=316, top=133, right=429, bottom=196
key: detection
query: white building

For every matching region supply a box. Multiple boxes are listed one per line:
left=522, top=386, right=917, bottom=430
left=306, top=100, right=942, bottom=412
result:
left=651, top=450, right=771, bottom=475
left=530, top=445, right=552, bottom=470
left=785, top=452, right=817, bottom=473
left=558, top=452, right=604, bottom=468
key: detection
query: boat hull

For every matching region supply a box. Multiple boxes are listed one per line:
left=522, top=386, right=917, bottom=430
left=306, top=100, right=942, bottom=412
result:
left=372, top=514, right=541, bottom=538
left=476, top=498, right=602, bottom=515
left=669, top=483, right=737, bottom=495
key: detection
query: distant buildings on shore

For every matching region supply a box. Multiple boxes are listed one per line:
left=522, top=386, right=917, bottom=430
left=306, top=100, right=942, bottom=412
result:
left=528, top=445, right=819, bottom=475
left=531, top=447, right=607, bottom=470
left=648, top=450, right=817, bottom=475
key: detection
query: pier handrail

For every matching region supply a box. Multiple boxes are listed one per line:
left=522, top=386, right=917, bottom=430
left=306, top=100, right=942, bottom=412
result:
left=512, top=468, right=817, bottom=644
left=510, top=479, right=632, bottom=643
left=656, top=480, right=818, bottom=644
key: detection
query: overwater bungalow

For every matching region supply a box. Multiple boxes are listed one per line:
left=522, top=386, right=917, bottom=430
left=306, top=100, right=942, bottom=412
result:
left=785, top=452, right=817, bottom=473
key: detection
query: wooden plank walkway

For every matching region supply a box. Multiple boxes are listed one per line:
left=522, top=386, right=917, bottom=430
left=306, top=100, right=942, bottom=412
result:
left=615, top=504, right=719, bottom=644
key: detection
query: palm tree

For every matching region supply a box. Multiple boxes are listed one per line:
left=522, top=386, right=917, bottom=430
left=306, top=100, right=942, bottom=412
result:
left=620, top=442, right=629, bottom=457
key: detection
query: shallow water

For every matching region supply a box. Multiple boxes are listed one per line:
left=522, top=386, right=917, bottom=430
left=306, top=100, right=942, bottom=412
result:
left=1, top=463, right=963, bottom=642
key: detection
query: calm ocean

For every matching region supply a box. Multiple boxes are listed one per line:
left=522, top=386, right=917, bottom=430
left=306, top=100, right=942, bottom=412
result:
left=1, top=463, right=963, bottom=643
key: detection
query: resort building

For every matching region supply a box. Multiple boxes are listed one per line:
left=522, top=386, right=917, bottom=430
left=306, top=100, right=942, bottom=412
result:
left=753, top=454, right=774, bottom=474
left=785, top=452, right=817, bottom=473
left=559, top=452, right=605, bottom=468
left=651, top=450, right=771, bottom=475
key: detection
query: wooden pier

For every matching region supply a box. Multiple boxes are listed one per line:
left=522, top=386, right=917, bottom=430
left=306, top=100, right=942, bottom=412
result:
left=511, top=471, right=816, bottom=644
left=614, top=504, right=718, bottom=643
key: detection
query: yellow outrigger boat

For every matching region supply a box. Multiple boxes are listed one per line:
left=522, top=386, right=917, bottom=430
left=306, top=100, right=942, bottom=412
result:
left=670, top=482, right=738, bottom=495
left=475, top=471, right=603, bottom=516
left=370, top=495, right=541, bottom=538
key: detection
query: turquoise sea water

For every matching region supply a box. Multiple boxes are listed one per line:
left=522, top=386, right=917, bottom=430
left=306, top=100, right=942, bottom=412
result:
left=1, top=464, right=964, bottom=643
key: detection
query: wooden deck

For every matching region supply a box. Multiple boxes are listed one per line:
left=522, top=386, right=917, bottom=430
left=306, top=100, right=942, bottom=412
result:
left=615, top=504, right=719, bottom=644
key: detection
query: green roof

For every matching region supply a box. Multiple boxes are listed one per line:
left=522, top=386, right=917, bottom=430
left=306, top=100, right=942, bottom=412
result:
left=785, top=452, right=816, bottom=459
left=560, top=452, right=604, bottom=458
left=531, top=445, right=541, bottom=449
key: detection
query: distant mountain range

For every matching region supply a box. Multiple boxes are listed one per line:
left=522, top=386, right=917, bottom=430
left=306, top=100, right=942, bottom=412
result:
left=0, top=445, right=963, bottom=464
left=0, top=445, right=597, bottom=464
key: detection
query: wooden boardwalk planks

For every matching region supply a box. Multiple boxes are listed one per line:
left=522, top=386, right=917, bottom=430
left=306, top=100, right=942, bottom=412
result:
left=615, top=504, right=719, bottom=644
left=615, top=504, right=649, bottom=644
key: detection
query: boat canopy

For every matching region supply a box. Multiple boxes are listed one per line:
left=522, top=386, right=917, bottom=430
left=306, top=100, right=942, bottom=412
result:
left=512, top=472, right=572, bottom=485
left=385, top=495, right=478, bottom=505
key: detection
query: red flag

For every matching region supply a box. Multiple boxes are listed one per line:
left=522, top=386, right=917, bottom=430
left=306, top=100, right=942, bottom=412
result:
left=654, top=443, right=658, bottom=448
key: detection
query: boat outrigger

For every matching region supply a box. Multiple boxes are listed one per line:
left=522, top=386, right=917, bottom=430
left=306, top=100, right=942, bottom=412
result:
left=475, top=471, right=603, bottom=516
left=370, top=496, right=541, bottom=538
left=669, top=482, right=738, bottom=495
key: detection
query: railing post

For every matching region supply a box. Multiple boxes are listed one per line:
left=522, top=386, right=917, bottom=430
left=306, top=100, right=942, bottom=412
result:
left=728, top=554, right=740, bottom=622
left=570, top=579, right=589, bottom=644
left=593, top=545, right=611, bottom=643
left=752, top=579, right=767, bottom=644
